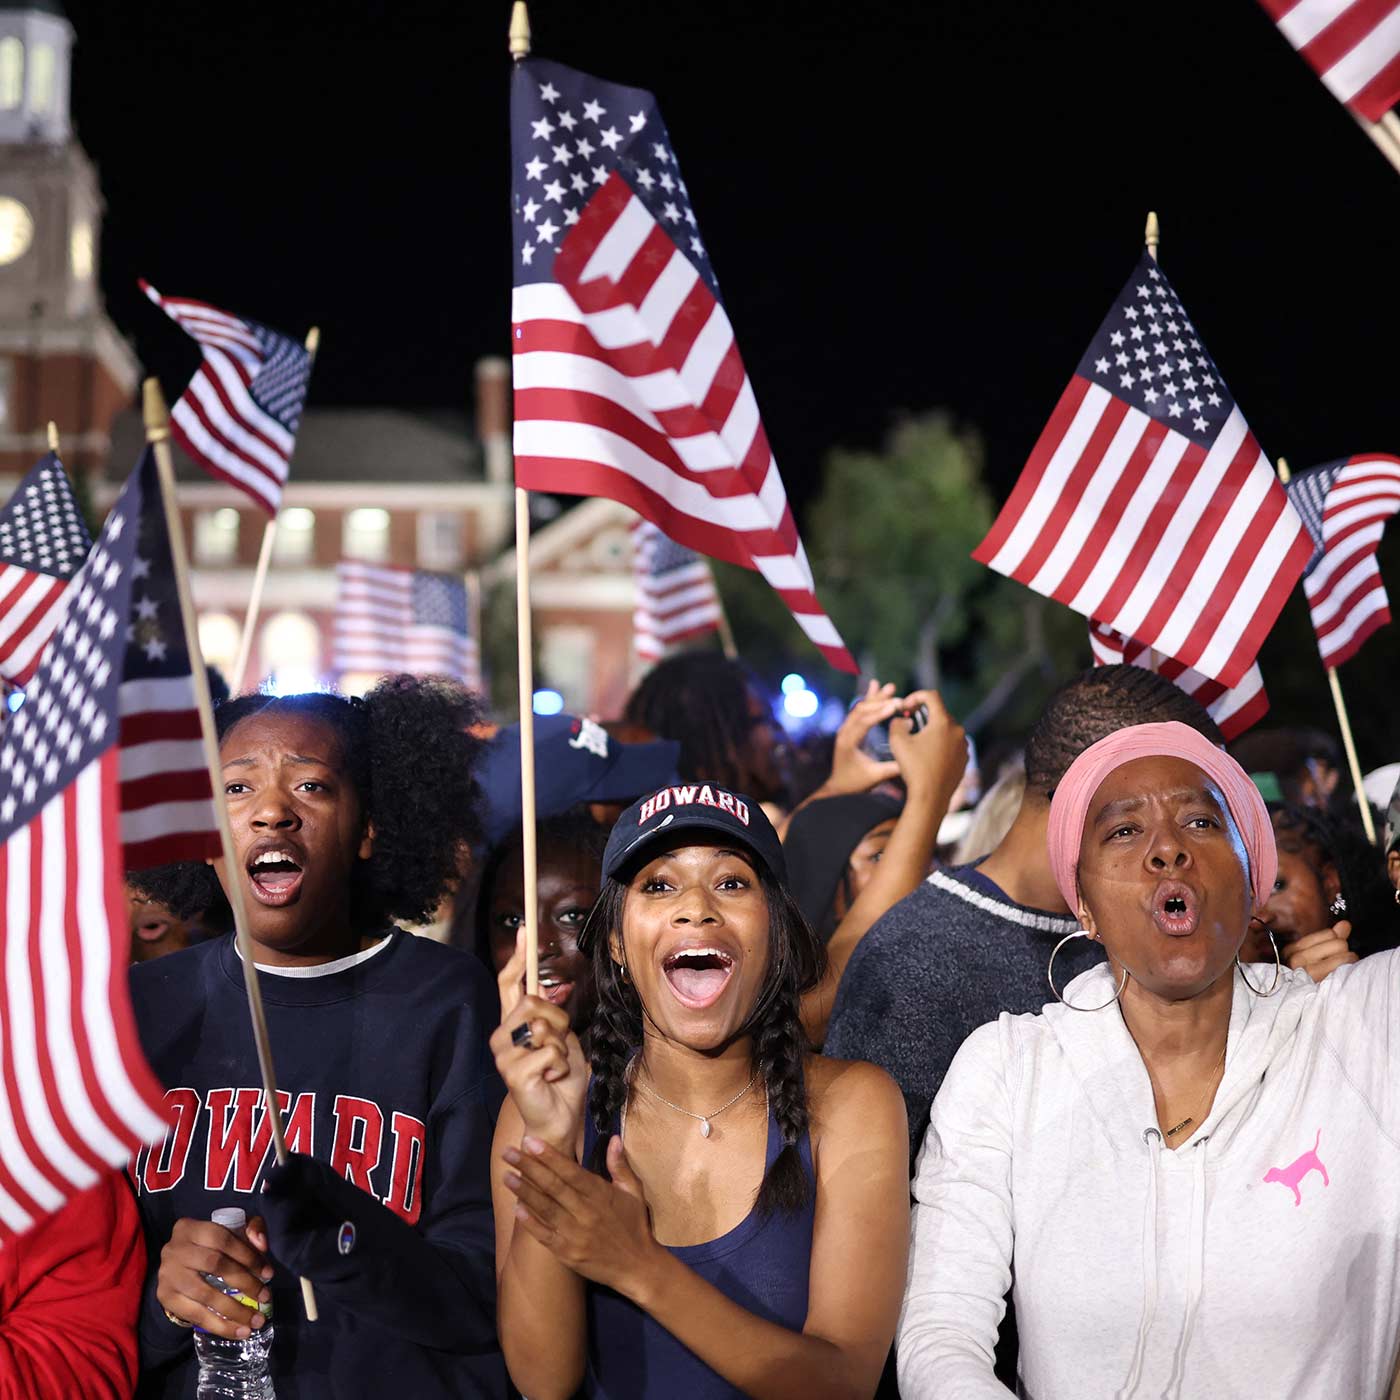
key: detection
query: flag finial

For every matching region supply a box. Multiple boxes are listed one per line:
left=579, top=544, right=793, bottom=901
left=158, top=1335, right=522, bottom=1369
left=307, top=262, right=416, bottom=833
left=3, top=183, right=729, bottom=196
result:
left=509, top=2, right=531, bottom=60
left=46, top=420, right=58, bottom=454
left=305, top=325, right=321, bottom=355
left=1144, top=210, right=1160, bottom=261
left=1276, top=455, right=1292, bottom=485
left=142, top=376, right=171, bottom=443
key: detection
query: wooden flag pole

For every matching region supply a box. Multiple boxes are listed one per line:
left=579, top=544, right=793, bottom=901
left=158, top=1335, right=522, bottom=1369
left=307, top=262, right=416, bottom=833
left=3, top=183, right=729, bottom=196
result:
left=230, top=326, right=321, bottom=694
left=1357, top=111, right=1400, bottom=177
left=510, top=1, right=540, bottom=996
left=715, top=600, right=739, bottom=661
left=465, top=568, right=484, bottom=694
left=143, top=378, right=320, bottom=1322
left=1276, top=456, right=1378, bottom=844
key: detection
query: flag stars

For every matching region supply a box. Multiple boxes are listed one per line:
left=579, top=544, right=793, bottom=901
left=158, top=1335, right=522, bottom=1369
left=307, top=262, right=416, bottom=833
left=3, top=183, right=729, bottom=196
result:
left=629, top=111, right=647, bottom=132
left=1188, top=396, right=1203, bottom=413
left=1208, top=392, right=1222, bottom=407
left=570, top=172, right=588, bottom=193
left=143, top=637, right=167, bottom=663
left=636, top=169, right=655, bottom=190
left=1115, top=351, right=1129, bottom=367
left=1182, top=375, right=1198, bottom=392
left=659, top=171, right=675, bottom=193
left=563, top=207, right=580, bottom=226
left=558, top=110, right=577, bottom=130
left=524, top=156, right=546, bottom=181
left=1193, top=416, right=1208, bottom=432
left=1144, top=388, right=1160, bottom=404
left=1110, top=330, right=1125, bottom=347
left=1120, top=372, right=1135, bottom=388
left=551, top=143, right=573, bottom=165
left=1094, top=356, right=1110, bottom=374
left=662, top=201, right=681, bottom=222
left=592, top=164, right=609, bottom=185
left=536, top=218, right=559, bottom=244
left=521, top=197, right=541, bottom=222
left=521, top=243, right=535, bottom=266
left=689, top=235, right=705, bottom=257
left=531, top=116, right=555, bottom=140
left=543, top=180, right=565, bottom=202
left=600, top=126, right=622, bottom=150
left=539, top=81, right=560, bottom=103
left=576, top=137, right=596, bottom=159
left=1167, top=402, right=1184, bottom=419
left=134, top=596, right=158, bottom=621
left=653, top=143, right=670, bottom=163
left=582, top=99, right=605, bottom=122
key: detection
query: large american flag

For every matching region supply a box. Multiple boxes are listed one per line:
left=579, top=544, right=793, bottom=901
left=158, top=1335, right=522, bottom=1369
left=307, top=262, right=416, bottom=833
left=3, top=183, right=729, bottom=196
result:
left=141, top=281, right=312, bottom=516
left=332, top=562, right=481, bottom=689
left=0, top=452, right=184, bottom=1244
left=509, top=58, right=855, bottom=673
left=0, top=453, right=91, bottom=687
left=119, top=449, right=221, bottom=871
left=1285, top=453, right=1400, bottom=669
left=974, top=250, right=1312, bottom=691
left=1258, top=0, right=1400, bottom=122
left=631, top=518, right=723, bottom=663
left=1088, top=621, right=1269, bottom=740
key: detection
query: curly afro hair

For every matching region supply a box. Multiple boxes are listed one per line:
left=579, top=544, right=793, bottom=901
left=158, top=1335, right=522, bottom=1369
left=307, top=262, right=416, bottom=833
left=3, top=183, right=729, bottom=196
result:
left=128, top=675, right=484, bottom=935
left=1024, top=664, right=1225, bottom=799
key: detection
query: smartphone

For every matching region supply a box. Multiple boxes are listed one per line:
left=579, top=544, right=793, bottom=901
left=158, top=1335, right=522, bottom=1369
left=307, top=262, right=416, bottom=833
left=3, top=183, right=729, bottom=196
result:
left=860, top=702, right=929, bottom=762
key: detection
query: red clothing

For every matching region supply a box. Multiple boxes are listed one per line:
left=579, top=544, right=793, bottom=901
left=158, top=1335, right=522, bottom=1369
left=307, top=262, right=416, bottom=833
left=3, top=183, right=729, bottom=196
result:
left=0, top=1173, right=145, bottom=1399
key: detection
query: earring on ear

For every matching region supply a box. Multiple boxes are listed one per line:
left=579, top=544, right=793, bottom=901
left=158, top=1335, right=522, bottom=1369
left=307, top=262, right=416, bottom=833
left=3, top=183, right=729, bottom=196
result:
left=1329, top=893, right=1348, bottom=918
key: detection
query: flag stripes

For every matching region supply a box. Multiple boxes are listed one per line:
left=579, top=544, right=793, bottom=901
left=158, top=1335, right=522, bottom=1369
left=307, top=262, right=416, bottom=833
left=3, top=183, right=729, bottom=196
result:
left=631, top=519, right=723, bottom=662
left=1088, top=622, right=1268, bottom=740
left=333, top=562, right=480, bottom=689
left=1259, top=0, right=1400, bottom=122
left=1287, top=453, right=1400, bottom=668
left=141, top=281, right=310, bottom=516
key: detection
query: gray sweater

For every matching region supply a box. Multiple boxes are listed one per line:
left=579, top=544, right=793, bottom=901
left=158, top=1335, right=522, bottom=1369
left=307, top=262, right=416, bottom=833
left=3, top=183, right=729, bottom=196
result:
left=824, top=865, right=1100, bottom=1162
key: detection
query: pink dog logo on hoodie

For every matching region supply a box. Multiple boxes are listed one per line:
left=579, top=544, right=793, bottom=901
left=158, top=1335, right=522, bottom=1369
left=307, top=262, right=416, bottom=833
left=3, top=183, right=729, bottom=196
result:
left=1263, top=1130, right=1329, bottom=1206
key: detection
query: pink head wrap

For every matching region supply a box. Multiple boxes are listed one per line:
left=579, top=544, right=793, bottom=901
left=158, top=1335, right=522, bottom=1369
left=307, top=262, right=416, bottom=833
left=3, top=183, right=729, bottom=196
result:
left=1047, top=720, right=1276, bottom=914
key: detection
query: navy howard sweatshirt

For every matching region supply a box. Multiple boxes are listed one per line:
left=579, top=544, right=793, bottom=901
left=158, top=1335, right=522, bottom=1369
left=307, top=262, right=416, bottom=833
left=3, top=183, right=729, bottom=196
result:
left=129, top=930, right=506, bottom=1399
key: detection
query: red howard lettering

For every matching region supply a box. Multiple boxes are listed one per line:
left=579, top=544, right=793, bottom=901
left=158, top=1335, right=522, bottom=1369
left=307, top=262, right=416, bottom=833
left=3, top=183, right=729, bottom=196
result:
left=141, top=1088, right=200, bottom=1193
left=330, top=1095, right=385, bottom=1198
left=383, top=1111, right=427, bottom=1224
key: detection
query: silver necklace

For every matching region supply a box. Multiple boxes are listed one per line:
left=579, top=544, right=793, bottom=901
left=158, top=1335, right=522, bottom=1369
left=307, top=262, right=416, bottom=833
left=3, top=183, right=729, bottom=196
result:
left=624, top=1059, right=759, bottom=1139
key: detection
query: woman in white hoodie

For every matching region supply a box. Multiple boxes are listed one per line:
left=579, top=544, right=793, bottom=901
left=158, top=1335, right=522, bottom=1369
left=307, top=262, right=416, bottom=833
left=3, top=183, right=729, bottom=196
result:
left=898, top=720, right=1400, bottom=1400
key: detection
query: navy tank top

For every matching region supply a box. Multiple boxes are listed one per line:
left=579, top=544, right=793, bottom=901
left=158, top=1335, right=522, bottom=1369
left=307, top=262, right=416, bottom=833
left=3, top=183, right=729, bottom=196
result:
left=581, top=1079, right=815, bottom=1399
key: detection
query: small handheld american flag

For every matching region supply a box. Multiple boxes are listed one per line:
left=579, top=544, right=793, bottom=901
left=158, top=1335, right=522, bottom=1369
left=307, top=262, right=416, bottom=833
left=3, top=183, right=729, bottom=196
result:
left=332, top=562, right=481, bottom=691
left=1088, top=621, right=1269, bottom=740
left=975, top=249, right=1312, bottom=690
left=1257, top=0, right=1400, bottom=123
left=141, top=281, right=312, bottom=516
left=0, top=453, right=91, bottom=687
left=0, top=448, right=211, bottom=1243
left=631, top=519, right=723, bottom=664
left=509, top=57, right=855, bottom=673
left=1285, top=453, right=1400, bottom=669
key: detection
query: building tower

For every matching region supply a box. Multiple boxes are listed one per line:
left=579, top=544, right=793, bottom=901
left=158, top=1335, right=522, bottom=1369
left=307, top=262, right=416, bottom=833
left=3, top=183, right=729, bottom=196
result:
left=0, top=2, right=136, bottom=475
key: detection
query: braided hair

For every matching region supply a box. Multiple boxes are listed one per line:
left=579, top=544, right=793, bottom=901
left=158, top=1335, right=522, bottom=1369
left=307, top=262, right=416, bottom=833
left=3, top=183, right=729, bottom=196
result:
left=584, top=865, right=825, bottom=1217
left=128, top=675, right=484, bottom=934
left=1025, top=664, right=1225, bottom=798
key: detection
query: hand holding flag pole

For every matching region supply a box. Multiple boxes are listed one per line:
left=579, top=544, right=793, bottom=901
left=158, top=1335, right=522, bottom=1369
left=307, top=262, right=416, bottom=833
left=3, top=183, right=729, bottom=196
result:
left=510, top=0, right=541, bottom=998
left=142, top=377, right=320, bottom=1321
left=230, top=325, right=321, bottom=694
left=1276, top=455, right=1378, bottom=844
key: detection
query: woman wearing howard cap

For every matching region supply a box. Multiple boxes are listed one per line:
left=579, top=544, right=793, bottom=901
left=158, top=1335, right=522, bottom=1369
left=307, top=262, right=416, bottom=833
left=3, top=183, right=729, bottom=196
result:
left=488, top=780, right=911, bottom=1399
left=898, top=721, right=1400, bottom=1399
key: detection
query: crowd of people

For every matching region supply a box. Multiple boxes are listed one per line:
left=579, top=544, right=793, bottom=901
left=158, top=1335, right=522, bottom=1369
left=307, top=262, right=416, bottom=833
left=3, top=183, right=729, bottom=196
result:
left=4, top=648, right=1400, bottom=1398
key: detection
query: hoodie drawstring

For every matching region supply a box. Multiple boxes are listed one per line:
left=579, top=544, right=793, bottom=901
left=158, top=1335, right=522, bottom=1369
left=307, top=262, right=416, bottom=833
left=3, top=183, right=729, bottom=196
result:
left=1162, top=1136, right=1210, bottom=1399
left=1115, top=1128, right=1162, bottom=1400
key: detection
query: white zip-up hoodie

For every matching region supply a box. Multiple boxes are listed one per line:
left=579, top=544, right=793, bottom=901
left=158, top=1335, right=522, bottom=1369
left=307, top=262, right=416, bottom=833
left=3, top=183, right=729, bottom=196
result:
left=897, top=951, right=1400, bottom=1399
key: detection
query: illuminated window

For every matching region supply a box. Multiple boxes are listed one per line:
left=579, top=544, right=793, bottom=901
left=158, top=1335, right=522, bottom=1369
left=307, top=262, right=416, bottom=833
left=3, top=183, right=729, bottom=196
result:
left=540, top=624, right=594, bottom=712
left=0, top=39, right=23, bottom=111
left=417, top=510, right=464, bottom=570
left=29, top=43, right=52, bottom=114
left=260, top=611, right=322, bottom=694
left=343, top=507, right=390, bottom=563
left=197, top=612, right=241, bottom=675
left=70, top=219, right=93, bottom=281
left=193, top=507, right=240, bottom=566
left=0, top=358, right=13, bottom=429
left=273, top=506, right=315, bottom=565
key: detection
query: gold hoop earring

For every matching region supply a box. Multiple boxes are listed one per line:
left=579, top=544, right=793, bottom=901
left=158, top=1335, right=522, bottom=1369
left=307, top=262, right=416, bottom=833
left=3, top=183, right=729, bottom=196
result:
left=1236, top=925, right=1282, bottom=997
left=1047, top=931, right=1127, bottom=1012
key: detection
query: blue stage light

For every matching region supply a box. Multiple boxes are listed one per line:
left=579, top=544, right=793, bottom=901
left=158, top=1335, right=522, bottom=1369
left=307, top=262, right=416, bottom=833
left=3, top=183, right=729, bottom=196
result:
left=533, top=689, right=565, bottom=716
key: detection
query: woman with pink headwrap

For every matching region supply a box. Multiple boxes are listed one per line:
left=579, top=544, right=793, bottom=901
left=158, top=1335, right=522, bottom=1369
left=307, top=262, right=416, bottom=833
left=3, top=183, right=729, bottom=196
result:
left=897, top=722, right=1400, bottom=1400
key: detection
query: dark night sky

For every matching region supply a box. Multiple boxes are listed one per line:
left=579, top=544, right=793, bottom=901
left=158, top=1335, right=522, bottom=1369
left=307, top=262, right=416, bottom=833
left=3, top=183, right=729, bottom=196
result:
left=63, top=0, right=1400, bottom=510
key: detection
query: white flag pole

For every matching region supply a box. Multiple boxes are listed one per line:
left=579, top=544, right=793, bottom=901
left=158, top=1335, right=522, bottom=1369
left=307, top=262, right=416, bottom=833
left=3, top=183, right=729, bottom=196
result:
left=1275, top=456, right=1377, bottom=844
left=143, top=378, right=320, bottom=1321
left=510, top=0, right=541, bottom=996
left=229, top=325, right=320, bottom=694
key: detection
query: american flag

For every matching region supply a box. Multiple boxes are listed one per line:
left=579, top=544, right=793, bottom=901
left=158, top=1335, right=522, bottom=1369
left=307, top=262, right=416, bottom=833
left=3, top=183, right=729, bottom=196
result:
left=0, top=451, right=187, bottom=1244
left=0, top=453, right=91, bottom=687
left=631, top=518, right=723, bottom=662
left=332, top=562, right=481, bottom=689
left=974, top=250, right=1312, bottom=691
left=509, top=58, right=855, bottom=674
left=141, top=281, right=312, bottom=516
left=1088, top=621, right=1269, bottom=741
left=119, top=449, right=221, bottom=871
left=1285, top=453, right=1400, bottom=669
left=1258, top=0, right=1400, bottom=122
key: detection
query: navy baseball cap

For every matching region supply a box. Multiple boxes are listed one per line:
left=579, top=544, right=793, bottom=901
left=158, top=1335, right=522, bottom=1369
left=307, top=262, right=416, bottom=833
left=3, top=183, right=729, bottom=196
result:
left=478, top=715, right=681, bottom=848
left=601, top=783, right=787, bottom=886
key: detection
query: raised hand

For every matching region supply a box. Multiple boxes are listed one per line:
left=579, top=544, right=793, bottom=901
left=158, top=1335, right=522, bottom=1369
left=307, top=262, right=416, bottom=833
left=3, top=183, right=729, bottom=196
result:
left=825, top=680, right=906, bottom=795
left=1284, top=919, right=1359, bottom=984
left=490, top=930, right=588, bottom=1153
left=888, top=689, right=967, bottom=804
left=156, top=1215, right=273, bottom=1338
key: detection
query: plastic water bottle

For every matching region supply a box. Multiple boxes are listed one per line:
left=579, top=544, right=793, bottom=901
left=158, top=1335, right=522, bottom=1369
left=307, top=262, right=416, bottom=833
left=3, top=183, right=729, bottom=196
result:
left=193, top=1207, right=275, bottom=1399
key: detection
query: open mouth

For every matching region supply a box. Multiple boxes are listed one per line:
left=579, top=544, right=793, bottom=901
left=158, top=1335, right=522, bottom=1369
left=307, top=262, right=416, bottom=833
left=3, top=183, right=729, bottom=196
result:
left=246, top=846, right=305, bottom=907
left=538, top=972, right=576, bottom=1008
left=1152, top=881, right=1200, bottom=937
left=662, top=946, right=736, bottom=1009
left=134, top=917, right=172, bottom=943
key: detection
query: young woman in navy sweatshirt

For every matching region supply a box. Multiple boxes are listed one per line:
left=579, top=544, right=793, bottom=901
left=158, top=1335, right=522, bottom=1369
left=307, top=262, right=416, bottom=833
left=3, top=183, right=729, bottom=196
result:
left=126, top=676, right=505, bottom=1400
